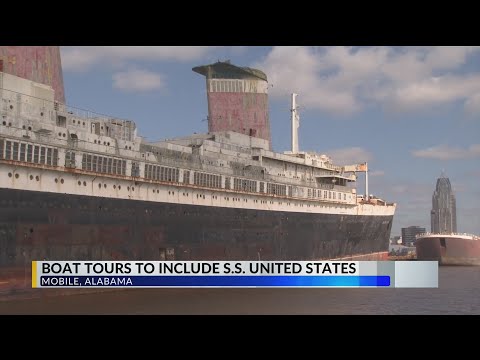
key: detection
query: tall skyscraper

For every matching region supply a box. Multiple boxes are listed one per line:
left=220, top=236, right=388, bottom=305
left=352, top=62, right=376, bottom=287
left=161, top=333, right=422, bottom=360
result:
left=431, top=175, right=457, bottom=233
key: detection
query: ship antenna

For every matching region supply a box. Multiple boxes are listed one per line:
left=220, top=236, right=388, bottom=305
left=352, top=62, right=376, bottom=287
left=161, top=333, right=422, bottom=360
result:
left=291, top=93, right=300, bottom=154
left=365, top=162, right=369, bottom=202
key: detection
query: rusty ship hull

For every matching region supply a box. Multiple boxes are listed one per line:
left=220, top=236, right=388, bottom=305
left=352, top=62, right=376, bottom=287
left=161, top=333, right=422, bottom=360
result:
left=415, top=233, right=480, bottom=266
left=0, top=187, right=393, bottom=266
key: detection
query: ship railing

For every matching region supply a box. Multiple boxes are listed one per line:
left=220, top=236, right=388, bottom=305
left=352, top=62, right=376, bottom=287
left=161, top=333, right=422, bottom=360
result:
left=416, top=232, right=479, bottom=239
left=206, top=140, right=252, bottom=154
left=264, top=173, right=351, bottom=191
left=323, top=163, right=343, bottom=172
left=156, top=157, right=353, bottom=193
left=0, top=86, right=134, bottom=125
left=1, top=87, right=54, bottom=118
left=59, top=104, right=133, bottom=125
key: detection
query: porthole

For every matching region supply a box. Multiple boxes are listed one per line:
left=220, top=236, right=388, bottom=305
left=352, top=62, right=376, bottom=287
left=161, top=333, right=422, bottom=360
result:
left=36, top=176, right=39, bottom=181
left=78, top=181, right=81, bottom=186
left=30, top=175, right=33, bottom=180
left=8, top=172, right=12, bottom=177
left=60, top=178, right=64, bottom=184
left=15, top=173, right=19, bottom=179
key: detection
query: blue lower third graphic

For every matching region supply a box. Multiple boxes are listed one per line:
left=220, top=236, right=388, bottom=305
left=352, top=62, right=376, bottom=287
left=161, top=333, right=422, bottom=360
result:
left=39, top=275, right=391, bottom=287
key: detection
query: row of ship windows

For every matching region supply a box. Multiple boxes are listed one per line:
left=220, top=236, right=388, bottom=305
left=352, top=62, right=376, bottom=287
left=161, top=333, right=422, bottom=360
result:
left=72, top=119, right=86, bottom=126
left=80, top=153, right=127, bottom=176
left=4, top=172, right=349, bottom=208
left=0, top=139, right=58, bottom=166
left=144, top=167, right=299, bottom=199
left=144, top=164, right=180, bottom=183
left=0, top=139, right=350, bottom=202
left=308, top=188, right=348, bottom=201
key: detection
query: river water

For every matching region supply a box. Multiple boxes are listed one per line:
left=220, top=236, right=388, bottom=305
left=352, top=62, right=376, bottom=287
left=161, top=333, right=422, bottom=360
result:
left=1, top=266, right=479, bottom=314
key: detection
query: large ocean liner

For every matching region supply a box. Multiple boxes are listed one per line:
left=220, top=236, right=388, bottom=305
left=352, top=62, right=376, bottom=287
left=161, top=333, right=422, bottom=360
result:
left=0, top=47, right=396, bottom=275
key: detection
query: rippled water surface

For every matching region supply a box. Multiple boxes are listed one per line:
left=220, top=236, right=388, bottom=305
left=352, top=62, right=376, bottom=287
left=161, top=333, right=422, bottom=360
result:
left=1, top=266, right=479, bottom=314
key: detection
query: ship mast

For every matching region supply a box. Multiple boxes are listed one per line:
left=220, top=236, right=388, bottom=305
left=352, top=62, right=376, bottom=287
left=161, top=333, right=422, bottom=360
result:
left=365, top=162, right=369, bottom=202
left=291, top=93, right=299, bottom=154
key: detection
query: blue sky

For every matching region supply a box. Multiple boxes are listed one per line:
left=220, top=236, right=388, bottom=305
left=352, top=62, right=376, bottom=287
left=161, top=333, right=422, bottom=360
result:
left=60, top=46, right=480, bottom=237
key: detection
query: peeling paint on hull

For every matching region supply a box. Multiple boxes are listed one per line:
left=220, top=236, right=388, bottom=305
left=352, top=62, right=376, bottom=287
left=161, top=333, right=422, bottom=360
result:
left=416, top=235, right=480, bottom=266
left=0, top=188, right=393, bottom=268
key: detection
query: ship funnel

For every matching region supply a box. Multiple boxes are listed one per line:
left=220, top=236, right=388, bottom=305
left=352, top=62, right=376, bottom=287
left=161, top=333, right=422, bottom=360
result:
left=291, top=93, right=299, bottom=153
left=0, top=46, right=65, bottom=103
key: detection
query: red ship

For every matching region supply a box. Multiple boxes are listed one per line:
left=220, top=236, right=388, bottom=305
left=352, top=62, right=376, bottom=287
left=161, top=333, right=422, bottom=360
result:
left=415, top=233, right=480, bottom=266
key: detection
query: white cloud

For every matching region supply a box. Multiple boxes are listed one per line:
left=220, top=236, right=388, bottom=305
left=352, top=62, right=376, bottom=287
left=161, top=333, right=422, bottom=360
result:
left=323, top=146, right=373, bottom=165
left=412, top=144, right=480, bottom=160
left=112, top=69, right=165, bottom=92
left=61, top=46, right=218, bottom=72
left=390, top=74, right=480, bottom=111
left=255, top=46, right=480, bottom=116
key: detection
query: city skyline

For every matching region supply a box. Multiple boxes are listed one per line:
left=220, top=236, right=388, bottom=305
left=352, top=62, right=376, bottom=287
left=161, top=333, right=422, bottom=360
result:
left=58, top=46, right=480, bottom=236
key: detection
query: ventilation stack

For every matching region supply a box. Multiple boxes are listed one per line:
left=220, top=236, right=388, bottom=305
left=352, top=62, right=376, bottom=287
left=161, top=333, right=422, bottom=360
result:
left=193, top=61, right=271, bottom=149
left=0, top=46, right=65, bottom=103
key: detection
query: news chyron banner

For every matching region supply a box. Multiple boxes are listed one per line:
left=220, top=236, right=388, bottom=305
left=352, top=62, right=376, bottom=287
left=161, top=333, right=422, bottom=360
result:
left=32, top=261, right=438, bottom=288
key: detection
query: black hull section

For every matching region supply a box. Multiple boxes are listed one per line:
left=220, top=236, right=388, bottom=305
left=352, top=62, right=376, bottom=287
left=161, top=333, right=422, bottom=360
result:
left=0, top=188, right=393, bottom=266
